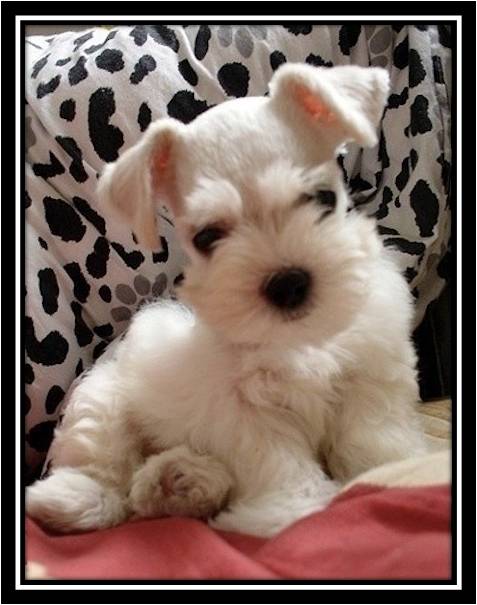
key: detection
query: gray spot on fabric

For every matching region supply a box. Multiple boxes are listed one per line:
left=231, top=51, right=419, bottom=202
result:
left=217, top=26, right=233, bottom=47
left=249, top=25, right=267, bottom=40
left=111, top=307, right=132, bottom=322
left=115, top=284, right=137, bottom=305
left=371, top=55, right=389, bottom=68
left=134, top=275, right=151, bottom=296
left=364, top=24, right=377, bottom=40
left=235, top=28, right=254, bottom=58
left=370, top=27, right=392, bottom=54
left=152, top=273, right=167, bottom=297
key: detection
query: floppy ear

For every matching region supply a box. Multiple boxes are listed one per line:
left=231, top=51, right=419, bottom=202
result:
left=269, top=64, right=390, bottom=149
left=97, top=119, right=185, bottom=249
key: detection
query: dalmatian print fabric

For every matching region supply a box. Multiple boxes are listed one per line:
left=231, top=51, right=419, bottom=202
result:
left=25, top=24, right=452, bottom=479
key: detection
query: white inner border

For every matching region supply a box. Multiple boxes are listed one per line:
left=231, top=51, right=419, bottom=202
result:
left=16, top=14, right=461, bottom=591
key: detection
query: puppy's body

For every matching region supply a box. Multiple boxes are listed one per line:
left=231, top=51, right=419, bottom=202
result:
left=27, top=64, right=426, bottom=537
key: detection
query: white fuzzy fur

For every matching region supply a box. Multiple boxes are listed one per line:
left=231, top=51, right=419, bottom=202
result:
left=27, top=65, right=426, bottom=538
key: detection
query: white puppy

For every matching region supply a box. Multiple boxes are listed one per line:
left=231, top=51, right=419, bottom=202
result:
left=27, top=64, right=426, bottom=538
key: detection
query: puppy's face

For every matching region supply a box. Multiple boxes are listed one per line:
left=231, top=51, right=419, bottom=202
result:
left=99, top=64, right=390, bottom=346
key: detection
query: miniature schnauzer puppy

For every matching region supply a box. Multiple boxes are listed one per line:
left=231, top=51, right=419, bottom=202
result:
left=27, top=64, right=426, bottom=537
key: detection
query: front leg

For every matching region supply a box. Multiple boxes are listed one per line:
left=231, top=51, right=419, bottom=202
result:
left=326, top=374, right=427, bottom=482
left=129, top=445, right=234, bottom=519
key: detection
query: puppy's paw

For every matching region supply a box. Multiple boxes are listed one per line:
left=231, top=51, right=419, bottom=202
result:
left=26, top=467, right=128, bottom=532
left=129, top=446, right=233, bottom=520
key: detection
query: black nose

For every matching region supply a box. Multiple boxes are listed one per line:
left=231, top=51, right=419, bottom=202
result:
left=263, top=269, right=311, bottom=310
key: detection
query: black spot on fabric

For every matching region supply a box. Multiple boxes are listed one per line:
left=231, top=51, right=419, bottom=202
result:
left=31, top=54, right=49, bottom=79
left=59, top=98, right=76, bottom=121
left=394, top=197, right=401, bottom=208
left=194, top=25, right=211, bottom=60
left=45, top=385, right=65, bottom=414
left=218, top=63, right=250, bottom=97
left=377, top=224, right=399, bottom=236
left=94, top=323, right=114, bottom=338
left=178, top=59, right=198, bottom=86
left=378, top=131, right=390, bottom=169
left=130, top=55, right=156, bottom=84
left=374, top=186, right=393, bottom=219
left=37, top=75, right=61, bottom=99
left=149, top=25, right=179, bottom=52
left=84, top=30, right=118, bottom=54
left=88, top=87, right=124, bottom=162
left=72, top=196, right=106, bottom=234
left=174, top=273, right=185, bottom=286
left=25, top=363, right=35, bottom=384
left=410, top=180, right=439, bottom=237
left=96, top=48, right=124, bottom=73
left=25, top=191, right=32, bottom=208
left=55, top=136, right=88, bottom=183
left=138, top=102, right=152, bottom=132
left=43, top=197, right=86, bottom=242
left=25, top=316, right=69, bottom=366
left=393, top=36, right=409, bottom=69
left=437, top=153, right=451, bottom=195
left=25, top=393, right=31, bottom=415
left=86, top=236, right=110, bottom=278
left=409, top=49, right=426, bottom=88
left=71, top=301, right=94, bottom=347
left=38, top=237, right=48, bottom=250
left=68, top=56, right=88, bottom=86
left=93, top=340, right=109, bottom=360
left=270, top=50, right=287, bottom=71
left=432, top=55, right=445, bottom=84
left=64, top=261, right=91, bottom=303
left=132, top=232, right=138, bottom=244
left=152, top=237, right=169, bottom=263
left=56, top=57, right=71, bottom=66
left=167, top=90, right=211, bottom=124
left=75, top=358, right=84, bottom=377
left=99, top=284, right=112, bottom=302
left=349, top=175, right=373, bottom=194
left=388, top=86, right=408, bottom=109
left=26, top=421, right=57, bottom=452
left=33, top=152, right=65, bottom=179
left=409, top=149, right=418, bottom=170
left=111, top=242, right=145, bottom=269
left=438, top=25, right=452, bottom=48
left=338, top=25, right=361, bottom=56
left=404, top=267, right=418, bottom=283
left=73, top=31, right=94, bottom=52
left=415, top=24, right=428, bottom=31
left=409, top=95, right=432, bottom=136
left=38, top=268, right=59, bottom=315
left=130, top=25, right=148, bottom=46
left=383, top=237, right=426, bottom=255
left=305, top=53, right=333, bottom=68
left=395, top=157, right=410, bottom=192
left=283, top=24, right=313, bottom=36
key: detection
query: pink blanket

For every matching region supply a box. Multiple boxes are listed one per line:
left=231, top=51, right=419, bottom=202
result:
left=26, top=482, right=450, bottom=580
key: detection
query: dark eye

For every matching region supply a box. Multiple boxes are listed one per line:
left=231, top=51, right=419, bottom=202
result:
left=315, top=190, right=336, bottom=210
left=192, top=227, right=226, bottom=254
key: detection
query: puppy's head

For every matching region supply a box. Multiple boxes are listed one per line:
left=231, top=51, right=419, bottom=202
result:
left=99, top=64, right=389, bottom=347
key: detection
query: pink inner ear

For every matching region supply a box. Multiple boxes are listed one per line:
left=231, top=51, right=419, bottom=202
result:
left=294, top=84, right=336, bottom=124
left=154, top=145, right=171, bottom=171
